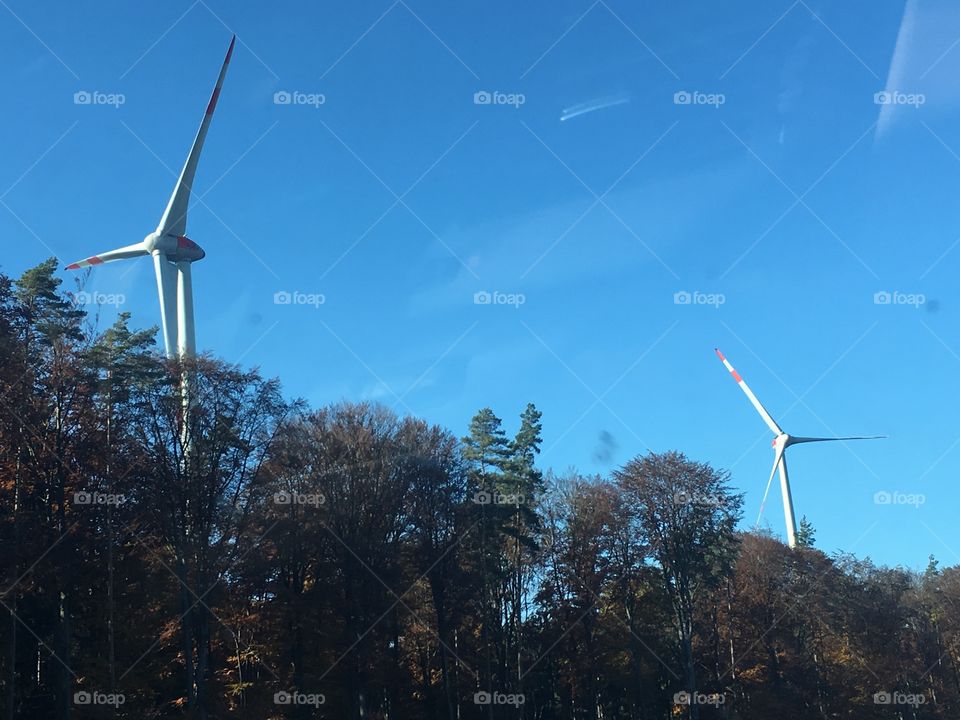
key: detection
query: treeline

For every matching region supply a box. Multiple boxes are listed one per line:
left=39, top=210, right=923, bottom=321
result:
left=0, top=259, right=958, bottom=719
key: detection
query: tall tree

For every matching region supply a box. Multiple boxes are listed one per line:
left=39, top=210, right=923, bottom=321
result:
left=615, top=451, right=743, bottom=719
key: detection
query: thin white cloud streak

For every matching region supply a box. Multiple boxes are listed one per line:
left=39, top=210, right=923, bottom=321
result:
left=877, top=0, right=920, bottom=139
left=560, top=93, right=631, bottom=122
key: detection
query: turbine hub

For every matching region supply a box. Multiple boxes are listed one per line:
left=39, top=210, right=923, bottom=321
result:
left=143, top=231, right=162, bottom=252
left=773, top=433, right=790, bottom=449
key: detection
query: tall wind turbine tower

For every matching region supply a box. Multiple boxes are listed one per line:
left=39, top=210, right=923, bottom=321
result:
left=66, top=35, right=236, bottom=359
left=715, top=348, right=883, bottom=548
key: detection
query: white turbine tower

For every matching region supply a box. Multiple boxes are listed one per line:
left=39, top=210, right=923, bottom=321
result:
left=66, top=35, right=236, bottom=359
left=714, top=348, right=883, bottom=549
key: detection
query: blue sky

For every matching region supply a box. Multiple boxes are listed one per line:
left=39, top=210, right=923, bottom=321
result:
left=2, top=0, right=959, bottom=569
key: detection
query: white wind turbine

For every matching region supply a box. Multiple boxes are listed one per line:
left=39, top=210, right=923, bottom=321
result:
left=714, top=348, right=883, bottom=549
left=66, top=35, right=236, bottom=359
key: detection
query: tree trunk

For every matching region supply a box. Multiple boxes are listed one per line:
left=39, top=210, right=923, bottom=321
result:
left=176, top=553, right=196, bottom=709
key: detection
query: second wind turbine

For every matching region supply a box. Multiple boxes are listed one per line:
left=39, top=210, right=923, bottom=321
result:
left=715, top=348, right=884, bottom=549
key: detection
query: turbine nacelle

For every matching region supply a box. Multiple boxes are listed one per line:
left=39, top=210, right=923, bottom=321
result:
left=145, top=232, right=205, bottom=263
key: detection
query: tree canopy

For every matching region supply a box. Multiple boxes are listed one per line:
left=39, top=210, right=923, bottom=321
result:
left=0, top=260, right=952, bottom=719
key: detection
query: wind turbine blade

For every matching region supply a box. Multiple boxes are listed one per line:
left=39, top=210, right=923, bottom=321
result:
left=715, top=348, right=783, bottom=435
left=754, top=446, right=784, bottom=529
left=65, top=242, right=149, bottom=269
left=152, top=254, right=178, bottom=358
left=788, top=435, right=886, bottom=444
left=156, top=35, right=236, bottom=238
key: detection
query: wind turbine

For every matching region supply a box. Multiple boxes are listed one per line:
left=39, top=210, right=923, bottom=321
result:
left=66, top=35, right=236, bottom=359
left=714, top=348, right=882, bottom=549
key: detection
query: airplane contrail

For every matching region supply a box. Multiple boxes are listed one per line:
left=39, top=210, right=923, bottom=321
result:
left=560, top=93, right=630, bottom=122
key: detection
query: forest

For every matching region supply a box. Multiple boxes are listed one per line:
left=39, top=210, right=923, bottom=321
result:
left=0, top=259, right=956, bottom=719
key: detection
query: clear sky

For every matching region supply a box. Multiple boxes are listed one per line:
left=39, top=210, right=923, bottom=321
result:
left=1, top=0, right=957, bottom=569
